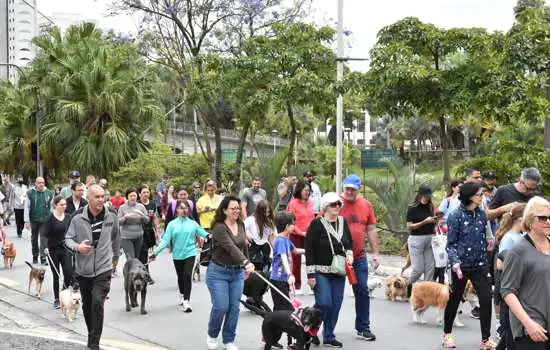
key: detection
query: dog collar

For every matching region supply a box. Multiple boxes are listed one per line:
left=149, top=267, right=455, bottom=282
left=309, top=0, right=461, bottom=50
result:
left=290, top=308, right=319, bottom=335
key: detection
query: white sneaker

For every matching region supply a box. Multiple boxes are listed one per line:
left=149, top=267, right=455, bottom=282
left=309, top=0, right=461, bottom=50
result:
left=224, top=343, right=238, bottom=350
left=207, top=335, right=218, bottom=350
left=179, top=294, right=184, bottom=306
left=182, top=300, right=192, bottom=313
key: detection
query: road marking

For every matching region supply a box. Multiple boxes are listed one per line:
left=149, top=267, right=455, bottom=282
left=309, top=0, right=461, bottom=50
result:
left=102, top=338, right=168, bottom=350
left=0, top=276, right=20, bottom=287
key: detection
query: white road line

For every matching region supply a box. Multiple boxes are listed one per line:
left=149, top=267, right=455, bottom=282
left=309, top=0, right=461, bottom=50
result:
left=0, top=276, right=20, bottom=287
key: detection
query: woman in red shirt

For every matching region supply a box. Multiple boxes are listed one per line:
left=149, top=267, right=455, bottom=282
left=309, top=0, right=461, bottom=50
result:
left=110, top=190, right=126, bottom=212
left=286, top=179, right=314, bottom=294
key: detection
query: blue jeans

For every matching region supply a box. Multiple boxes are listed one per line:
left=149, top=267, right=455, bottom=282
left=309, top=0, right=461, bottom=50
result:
left=206, top=262, right=244, bottom=344
left=352, top=257, right=371, bottom=332
left=313, top=273, right=345, bottom=343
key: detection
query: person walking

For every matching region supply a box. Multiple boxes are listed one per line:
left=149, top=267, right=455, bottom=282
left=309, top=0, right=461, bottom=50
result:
left=166, top=188, right=195, bottom=225
left=438, top=180, right=463, bottom=222
left=9, top=175, right=27, bottom=238
left=24, top=177, right=54, bottom=265
left=304, top=171, right=322, bottom=216
left=340, top=174, right=379, bottom=341
left=60, top=170, right=81, bottom=199
left=155, top=175, right=169, bottom=217
left=501, top=196, right=550, bottom=350
left=306, top=192, right=353, bottom=348
left=64, top=185, right=121, bottom=350
left=42, top=196, right=73, bottom=309
left=241, top=177, right=267, bottom=219
left=406, top=185, right=437, bottom=296
left=138, top=186, right=159, bottom=284
left=244, top=200, right=276, bottom=272
left=442, top=183, right=496, bottom=349
left=117, top=188, right=149, bottom=259
left=65, top=182, right=87, bottom=216
left=151, top=199, right=208, bottom=312
left=206, top=196, right=255, bottom=350
left=197, top=180, right=223, bottom=231
left=286, top=179, right=314, bottom=295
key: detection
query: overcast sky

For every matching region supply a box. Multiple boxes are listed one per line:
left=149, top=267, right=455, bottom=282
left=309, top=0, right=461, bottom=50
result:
left=36, top=0, right=523, bottom=71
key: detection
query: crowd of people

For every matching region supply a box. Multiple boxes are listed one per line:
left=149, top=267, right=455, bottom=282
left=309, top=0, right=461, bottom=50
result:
left=0, top=165, right=548, bottom=350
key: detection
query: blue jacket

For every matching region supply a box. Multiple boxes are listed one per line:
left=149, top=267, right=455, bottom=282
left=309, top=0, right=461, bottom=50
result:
left=155, top=217, right=208, bottom=260
left=446, top=204, right=489, bottom=268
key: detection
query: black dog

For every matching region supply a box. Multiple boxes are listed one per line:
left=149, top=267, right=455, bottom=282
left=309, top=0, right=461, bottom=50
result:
left=261, top=307, right=323, bottom=350
left=123, top=258, right=149, bottom=315
left=241, top=270, right=271, bottom=315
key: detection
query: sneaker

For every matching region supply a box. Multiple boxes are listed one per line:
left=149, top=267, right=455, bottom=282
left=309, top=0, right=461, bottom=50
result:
left=470, top=306, right=481, bottom=319
left=32, top=258, right=38, bottom=264
left=112, top=269, right=118, bottom=278
left=479, top=339, right=497, bottom=350
left=442, top=334, right=456, bottom=348
left=356, top=330, right=376, bottom=341
left=182, top=300, right=192, bottom=313
left=54, top=299, right=60, bottom=309
left=323, top=339, right=343, bottom=348
left=41, top=259, right=48, bottom=266
left=224, top=343, right=238, bottom=350
left=206, top=335, right=218, bottom=350
left=179, top=295, right=184, bottom=306
left=311, top=335, right=320, bottom=346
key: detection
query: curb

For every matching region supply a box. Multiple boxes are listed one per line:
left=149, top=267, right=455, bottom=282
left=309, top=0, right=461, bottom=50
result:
left=0, top=329, right=119, bottom=350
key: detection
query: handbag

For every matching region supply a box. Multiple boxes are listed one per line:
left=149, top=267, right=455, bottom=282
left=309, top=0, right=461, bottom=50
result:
left=321, top=217, right=347, bottom=276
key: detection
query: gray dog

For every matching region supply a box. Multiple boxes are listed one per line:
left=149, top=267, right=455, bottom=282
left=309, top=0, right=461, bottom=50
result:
left=123, top=258, right=149, bottom=315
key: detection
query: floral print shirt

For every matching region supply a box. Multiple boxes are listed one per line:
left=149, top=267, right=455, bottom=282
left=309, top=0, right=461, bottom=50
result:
left=446, top=204, right=489, bottom=268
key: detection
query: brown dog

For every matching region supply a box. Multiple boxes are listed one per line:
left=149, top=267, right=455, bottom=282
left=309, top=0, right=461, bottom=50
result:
left=385, top=276, right=409, bottom=301
left=410, top=281, right=450, bottom=325
left=401, top=242, right=411, bottom=275
left=25, top=261, right=46, bottom=298
left=2, top=241, right=16, bottom=268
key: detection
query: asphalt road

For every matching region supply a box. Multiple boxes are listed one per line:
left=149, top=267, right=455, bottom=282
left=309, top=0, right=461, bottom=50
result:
left=0, top=224, right=494, bottom=350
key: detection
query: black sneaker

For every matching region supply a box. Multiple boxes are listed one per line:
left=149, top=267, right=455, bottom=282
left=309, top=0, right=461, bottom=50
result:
left=41, top=259, right=48, bottom=266
left=357, top=330, right=376, bottom=341
left=470, top=306, right=480, bottom=319
left=323, top=339, right=343, bottom=348
left=311, top=335, right=320, bottom=346
left=32, top=258, right=38, bottom=264
left=54, top=299, right=60, bottom=309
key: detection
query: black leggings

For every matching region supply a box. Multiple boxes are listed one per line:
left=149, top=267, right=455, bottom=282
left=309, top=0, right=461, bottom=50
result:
left=515, top=337, right=550, bottom=350
left=444, top=266, right=492, bottom=340
left=48, top=245, right=74, bottom=299
left=270, top=279, right=292, bottom=311
left=249, top=242, right=271, bottom=272
left=434, top=267, right=445, bottom=284
left=173, top=257, right=195, bottom=300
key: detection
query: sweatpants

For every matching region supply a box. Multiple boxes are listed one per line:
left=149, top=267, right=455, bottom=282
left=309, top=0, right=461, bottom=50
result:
left=174, top=257, right=195, bottom=300
left=121, top=236, right=143, bottom=260
left=407, top=234, right=435, bottom=284
left=78, top=270, right=112, bottom=348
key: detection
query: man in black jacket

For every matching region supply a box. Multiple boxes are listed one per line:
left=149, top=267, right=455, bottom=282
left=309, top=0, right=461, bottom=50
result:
left=66, top=182, right=88, bottom=216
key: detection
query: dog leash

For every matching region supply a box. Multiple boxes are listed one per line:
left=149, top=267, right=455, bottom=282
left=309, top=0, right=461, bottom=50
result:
left=252, top=271, right=301, bottom=309
left=45, top=251, right=62, bottom=279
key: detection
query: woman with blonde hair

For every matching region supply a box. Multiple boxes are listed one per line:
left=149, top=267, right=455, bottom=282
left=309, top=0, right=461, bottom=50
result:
left=501, top=196, right=550, bottom=350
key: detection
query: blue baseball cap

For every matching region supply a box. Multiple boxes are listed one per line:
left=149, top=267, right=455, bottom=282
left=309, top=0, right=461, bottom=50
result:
left=343, top=174, right=361, bottom=190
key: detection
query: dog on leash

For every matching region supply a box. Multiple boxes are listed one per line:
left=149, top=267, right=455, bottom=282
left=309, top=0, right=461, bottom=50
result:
left=192, top=247, right=201, bottom=282
left=410, top=281, right=450, bottom=325
left=2, top=241, right=16, bottom=268
left=123, top=258, right=149, bottom=315
left=59, top=286, right=82, bottom=322
left=261, top=306, right=323, bottom=350
left=368, top=277, right=383, bottom=294
left=25, top=261, right=46, bottom=297
left=385, top=275, right=409, bottom=301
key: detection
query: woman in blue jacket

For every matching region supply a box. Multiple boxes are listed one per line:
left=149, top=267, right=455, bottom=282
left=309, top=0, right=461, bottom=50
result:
left=442, top=182, right=496, bottom=349
left=151, top=199, right=208, bottom=312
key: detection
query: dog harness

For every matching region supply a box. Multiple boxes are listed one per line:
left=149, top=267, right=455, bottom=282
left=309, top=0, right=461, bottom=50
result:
left=290, top=308, right=320, bottom=337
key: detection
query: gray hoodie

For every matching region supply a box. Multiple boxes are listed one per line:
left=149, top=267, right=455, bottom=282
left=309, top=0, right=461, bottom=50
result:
left=65, top=206, right=121, bottom=278
left=117, top=202, right=149, bottom=240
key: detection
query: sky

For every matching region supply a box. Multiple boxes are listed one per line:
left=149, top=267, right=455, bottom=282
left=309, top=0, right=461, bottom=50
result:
left=35, top=0, right=523, bottom=71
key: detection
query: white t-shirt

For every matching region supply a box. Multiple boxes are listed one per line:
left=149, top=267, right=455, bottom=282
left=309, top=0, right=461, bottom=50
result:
left=244, top=216, right=275, bottom=245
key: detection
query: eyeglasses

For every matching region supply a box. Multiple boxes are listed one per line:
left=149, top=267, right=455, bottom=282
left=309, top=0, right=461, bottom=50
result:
left=329, top=202, right=342, bottom=208
left=228, top=207, right=241, bottom=211
left=521, top=181, right=538, bottom=192
left=179, top=206, right=189, bottom=210
left=535, top=215, right=550, bottom=223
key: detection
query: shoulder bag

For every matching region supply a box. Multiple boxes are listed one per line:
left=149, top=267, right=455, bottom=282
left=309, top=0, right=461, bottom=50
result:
left=320, top=217, right=347, bottom=276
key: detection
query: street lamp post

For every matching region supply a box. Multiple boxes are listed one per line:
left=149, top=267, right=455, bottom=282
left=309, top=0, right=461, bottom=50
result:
left=0, top=62, right=42, bottom=178
left=335, top=0, right=344, bottom=194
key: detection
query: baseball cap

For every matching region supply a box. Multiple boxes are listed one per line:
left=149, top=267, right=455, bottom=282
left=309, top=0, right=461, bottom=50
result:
left=321, top=192, right=343, bottom=211
left=68, top=170, right=80, bottom=178
left=482, top=171, right=497, bottom=180
left=343, top=174, right=361, bottom=190
left=418, top=185, right=433, bottom=196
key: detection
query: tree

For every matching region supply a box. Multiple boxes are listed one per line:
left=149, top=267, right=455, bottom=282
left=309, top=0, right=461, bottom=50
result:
left=27, top=23, right=164, bottom=178
left=366, top=18, right=497, bottom=181
left=244, top=22, right=336, bottom=170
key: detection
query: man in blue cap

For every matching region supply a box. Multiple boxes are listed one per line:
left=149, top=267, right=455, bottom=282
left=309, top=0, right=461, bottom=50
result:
left=339, top=174, right=379, bottom=341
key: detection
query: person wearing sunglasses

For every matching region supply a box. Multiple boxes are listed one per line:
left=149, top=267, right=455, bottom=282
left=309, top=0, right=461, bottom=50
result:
left=305, top=192, right=353, bottom=348
left=501, top=196, right=550, bottom=350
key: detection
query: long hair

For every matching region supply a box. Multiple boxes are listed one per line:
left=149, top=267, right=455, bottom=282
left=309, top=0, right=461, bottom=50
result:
left=495, top=203, right=526, bottom=245
left=254, top=200, right=274, bottom=239
left=446, top=179, right=463, bottom=197
left=410, top=193, right=434, bottom=214
left=211, top=195, right=241, bottom=230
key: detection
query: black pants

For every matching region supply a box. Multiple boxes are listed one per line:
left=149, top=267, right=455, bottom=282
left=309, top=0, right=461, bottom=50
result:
left=444, top=266, right=492, bottom=340
left=173, top=257, right=195, bottom=300
left=270, top=279, right=292, bottom=311
left=138, top=237, right=151, bottom=277
left=516, top=337, right=550, bottom=350
left=249, top=242, right=271, bottom=272
left=49, top=245, right=74, bottom=299
left=14, top=209, right=24, bottom=237
left=496, top=303, right=516, bottom=350
left=78, top=270, right=111, bottom=348
left=31, top=222, right=45, bottom=262
left=434, top=267, right=446, bottom=284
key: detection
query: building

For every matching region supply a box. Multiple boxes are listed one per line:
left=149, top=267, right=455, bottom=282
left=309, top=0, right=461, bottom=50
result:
left=0, top=0, right=38, bottom=83
left=316, top=110, right=379, bottom=148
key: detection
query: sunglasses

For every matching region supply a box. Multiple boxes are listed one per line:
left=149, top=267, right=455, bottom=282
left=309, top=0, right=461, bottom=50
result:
left=329, top=202, right=342, bottom=208
left=536, top=216, right=550, bottom=223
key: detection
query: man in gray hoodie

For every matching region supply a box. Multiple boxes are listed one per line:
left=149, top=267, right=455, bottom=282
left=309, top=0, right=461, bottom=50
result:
left=65, top=185, right=120, bottom=350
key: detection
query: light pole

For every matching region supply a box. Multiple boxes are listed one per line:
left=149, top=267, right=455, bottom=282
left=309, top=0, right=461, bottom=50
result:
left=271, top=129, right=278, bottom=155
left=335, top=0, right=344, bottom=194
left=0, top=62, right=42, bottom=178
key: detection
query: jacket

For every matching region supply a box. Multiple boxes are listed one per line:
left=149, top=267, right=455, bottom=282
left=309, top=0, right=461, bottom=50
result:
left=155, top=217, right=208, bottom=260
left=65, top=205, right=121, bottom=278
left=24, top=187, right=54, bottom=223
left=9, top=184, right=27, bottom=210
left=446, top=204, right=489, bottom=269
left=65, top=197, right=88, bottom=216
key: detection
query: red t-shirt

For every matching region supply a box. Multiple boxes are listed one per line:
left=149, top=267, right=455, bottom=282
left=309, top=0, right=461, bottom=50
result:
left=111, top=196, right=126, bottom=209
left=340, top=197, right=377, bottom=259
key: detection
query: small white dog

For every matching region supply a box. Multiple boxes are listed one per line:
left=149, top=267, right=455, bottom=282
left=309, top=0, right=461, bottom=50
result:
left=368, top=277, right=383, bottom=294
left=59, top=287, right=81, bottom=322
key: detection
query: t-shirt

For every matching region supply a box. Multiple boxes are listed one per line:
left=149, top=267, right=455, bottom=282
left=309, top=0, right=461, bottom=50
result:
left=489, top=183, right=530, bottom=210
left=42, top=214, right=71, bottom=248
left=340, top=197, right=376, bottom=259
left=196, top=194, right=223, bottom=229
left=286, top=198, right=314, bottom=235
left=271, top=235, right=295, bottom=282
left=244, top=216, right=274, bottom=245
left=438, top=196, right=461, bottom=221
left=406, top=203, right=435, bottom=236
left=242, top=188, right=267, bottom=217
left=499, top=230, right=523, bottom=253
left=277, top=183, right=293, bottom=210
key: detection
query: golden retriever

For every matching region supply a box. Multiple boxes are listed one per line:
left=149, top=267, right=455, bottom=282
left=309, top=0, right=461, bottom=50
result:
left=410, top=281, right=450, bottom=325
